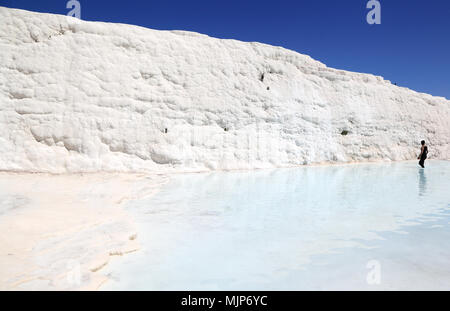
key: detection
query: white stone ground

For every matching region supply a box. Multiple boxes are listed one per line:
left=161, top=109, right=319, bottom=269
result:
left=0, top=172, right=167, bottom=290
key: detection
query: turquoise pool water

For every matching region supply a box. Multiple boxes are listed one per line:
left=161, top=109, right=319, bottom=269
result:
left=102, top=161, right=450, bottom=290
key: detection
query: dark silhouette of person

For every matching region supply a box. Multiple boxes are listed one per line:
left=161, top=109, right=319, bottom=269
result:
left=418, top=140, right=428, bottom=168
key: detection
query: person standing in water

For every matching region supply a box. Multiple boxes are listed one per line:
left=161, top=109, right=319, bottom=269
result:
left=418, top=140, right=428, bottom=168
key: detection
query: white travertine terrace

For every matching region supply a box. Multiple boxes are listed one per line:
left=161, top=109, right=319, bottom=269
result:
left=1, top=7, right=449, bottom=173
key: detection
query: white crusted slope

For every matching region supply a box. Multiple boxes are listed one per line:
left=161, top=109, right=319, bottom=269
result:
left=0, top=7, right=449, bottom=173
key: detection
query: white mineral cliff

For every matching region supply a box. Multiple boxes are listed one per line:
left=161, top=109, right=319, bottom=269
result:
left=1, top=7, right=449, bottom=173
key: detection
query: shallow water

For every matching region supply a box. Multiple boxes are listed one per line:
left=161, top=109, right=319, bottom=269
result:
left=102, top=161, right=450, bottom=290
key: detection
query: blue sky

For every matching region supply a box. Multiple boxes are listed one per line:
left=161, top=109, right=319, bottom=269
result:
left=2, top=0, right=449, bottom=99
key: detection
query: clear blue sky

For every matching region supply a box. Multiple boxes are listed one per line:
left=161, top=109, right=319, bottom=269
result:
left=2, top=0, right=449, bottom=99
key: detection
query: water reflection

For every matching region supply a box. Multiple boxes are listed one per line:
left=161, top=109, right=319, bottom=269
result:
left=418, top=168, right=427, bottom=197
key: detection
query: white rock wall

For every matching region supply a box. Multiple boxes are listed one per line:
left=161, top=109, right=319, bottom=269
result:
left=1, top=7, right=449, bottom=173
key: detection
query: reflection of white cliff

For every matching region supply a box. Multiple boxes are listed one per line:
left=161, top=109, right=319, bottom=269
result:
left=1, top=7, right=449, bottom=173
